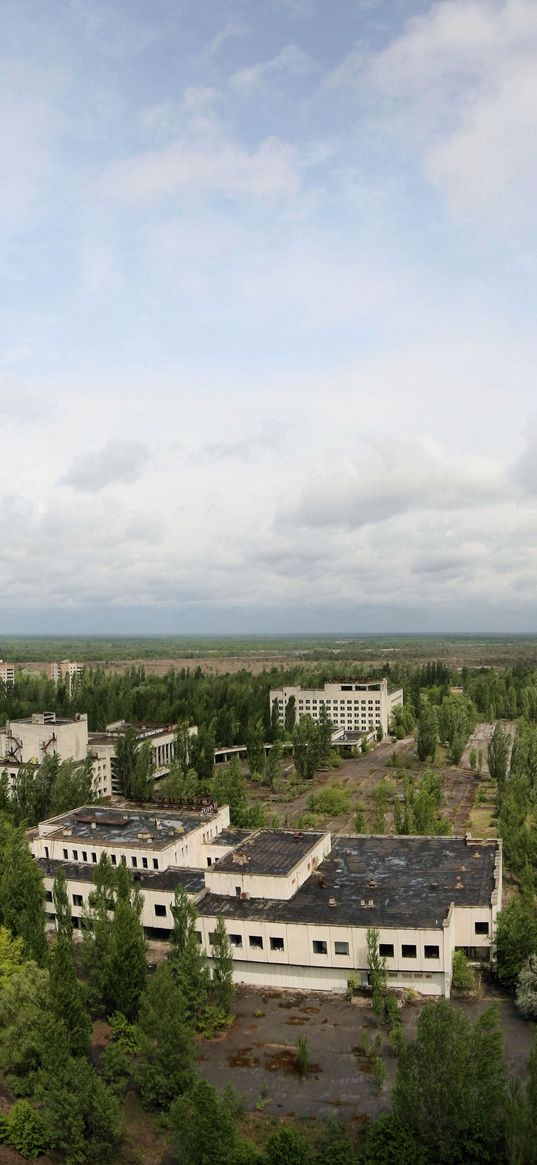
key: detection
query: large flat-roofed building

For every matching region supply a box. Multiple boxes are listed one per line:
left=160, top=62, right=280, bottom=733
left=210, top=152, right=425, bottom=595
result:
left=32, top=804, right=501, bottom=999
left=270, top=678, right=403, bottom=737
left=0, top=661, right=15, bottom=687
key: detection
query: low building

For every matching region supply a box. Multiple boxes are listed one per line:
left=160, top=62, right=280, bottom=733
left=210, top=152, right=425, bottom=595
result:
left=270, top=679, right=403, bottom=737
left=32, top=803, right=502, bottom=998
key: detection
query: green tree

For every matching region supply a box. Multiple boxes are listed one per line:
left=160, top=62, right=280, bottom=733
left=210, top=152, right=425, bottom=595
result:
left=314, top=1119, right=356, bottom=1165
left=175, top=720, right=193, bottom=776
left=0, top=961, right=50, bottom=1095
left=135, top=963, right=194, bottom=1109
left=81, top=857, right=147, bottom=1019
left=392, top=999, right=506, bottom=1164
left=245, top=719, right=265, bottom=776
left=211, top=916, right=234, bottom=1016
left=488, top=722, right=510, bottom=789
left=36, top=1016, right=121, bottom=1165
left=451, top=949, right=474, bottom=991
left=112, top=727, right=139, bottom=799
left=169, top=886, right=210, bottom=1025
left=130, top=740, right=153, bottom=801
left=495, top=892, right=537, bottom=989
left=516, top=954, right=537, bottom=1019
left=49, top=868, right=91, bottom=1056
left=318, top=706, right=333, bottom=765
left=266, top=741, right=284, bottom=789
left=168, top=1079, right=255, bottom=1165
left=0, top=825, right=46, bottom=963
left=366, top=928, right=387, bottom=1014
left=265, top=1127, right=311, bottom=1165
left=361, top=1114, right=426, bottom=1165
left=0, top=925, right=24, bottom=979
left=293, top=715, right=320, bottom=779
left=416, top=704, right=438, bottom=763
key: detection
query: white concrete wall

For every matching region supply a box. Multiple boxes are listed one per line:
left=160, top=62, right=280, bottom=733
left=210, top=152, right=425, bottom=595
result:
left=205, top=833, right=331, bottom=900
left=270, top=680, right=403, bottom=736
left=3, top=714, right=89, bottom=763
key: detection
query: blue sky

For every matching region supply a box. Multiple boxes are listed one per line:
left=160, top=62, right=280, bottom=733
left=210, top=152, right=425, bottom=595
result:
left=2, top=0, right=537, bottom=633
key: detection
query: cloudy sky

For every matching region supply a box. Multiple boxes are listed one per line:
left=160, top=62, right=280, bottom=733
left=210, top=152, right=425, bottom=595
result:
left=2, top=0, right=537, bottom=634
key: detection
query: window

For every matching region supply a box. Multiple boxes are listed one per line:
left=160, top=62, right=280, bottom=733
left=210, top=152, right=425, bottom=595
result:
left=91, top=852, right=97, bottom=863
left=424, top=945, right=440, bottom=959
left=229, top=934, right=242, bottom=948
left=72, top=894, right=83, bottom=907
left=475, top=921, right=489, bottom=936
left=63, top=848, right=68, bottom=860
left=120, top=856, right=126, bottom=865
left=334, top=941, right=349, bottom=956
left=313, top=939, right=327, bottom=955
left=155, top=904, right=167, bottom=917
left=249, top=935, right=263, bottom=949
left=44, top=846, right=49, bottom=859
left=153, top=859, right=159, bottom=870
left=142, top=857, right=148, bottom=869
left=195, top=930, right=202, bottom=944
left=207, top=858, right=212, bottom=867
left=45, top=890, right=53, bottom=902
left=402, top=944, right=417, bottom=958
left=82, top=851, right=87, bottom=863
left=111, top=854, right=117, bottom=866
left=235, top=885, right=241, bottom=896
left=209, top=932, right=216, bottom=945
left=131, top=856, right=137, bottom=868
left=72, top=850, right=78, bottom=861
left=270, top=937, right=284, bottom=951
left=379, top=944, right=394, bottom=958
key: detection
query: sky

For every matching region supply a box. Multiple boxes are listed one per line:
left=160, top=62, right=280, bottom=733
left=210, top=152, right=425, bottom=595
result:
left=2, top=0, right=537, bottom=635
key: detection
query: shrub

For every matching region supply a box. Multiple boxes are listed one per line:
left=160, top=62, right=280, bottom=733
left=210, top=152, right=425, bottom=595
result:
left=308, top=784, right=351, bottom=816
left=451, top=950, right=474, bottom=991
left=8, top=1100, right=50, bottom=1160
left=516, top=954, right=537, bottom=1018
left=296, top=1035, right=309, bottom=1076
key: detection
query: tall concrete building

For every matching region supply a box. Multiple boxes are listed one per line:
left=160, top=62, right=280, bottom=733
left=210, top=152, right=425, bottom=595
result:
left=270, top=678, right=403, bottom=737
left=49, top=660, right=85, bottom=695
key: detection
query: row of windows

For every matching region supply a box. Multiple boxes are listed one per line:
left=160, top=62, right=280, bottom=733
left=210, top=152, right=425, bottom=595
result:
left=379, top=943, right=440, bottom=960
left=200, top=934, right=351, bottom=956
left=57, top=847, right=159, bottom=871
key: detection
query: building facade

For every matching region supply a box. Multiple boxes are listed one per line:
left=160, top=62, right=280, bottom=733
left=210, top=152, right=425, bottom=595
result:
left=0, top=661, right=15, bottom=687
left=32, top=805, right=502, bottom=999
left=48, top=660, right=85, bottom=694
left=270, top=679, right=403, bottom=737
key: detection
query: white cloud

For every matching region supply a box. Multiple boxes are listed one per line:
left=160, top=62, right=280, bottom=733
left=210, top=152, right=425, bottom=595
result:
left=98, top=111, right=300, bottom=204
left=60, top=441, right=150, bottom=493
left=231, top=43, right=317, bottom=93
left=331, top=0, right=537, bottom=220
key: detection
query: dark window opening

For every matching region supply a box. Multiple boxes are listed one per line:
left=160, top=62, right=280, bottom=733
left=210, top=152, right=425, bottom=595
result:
left=82, top=851, right=87, bottom=862
left=154, top=904, right=167, bottom=917
left=334, top=941, right=349, bottom=956
left=62, top=849, right=68, bottom=860
left=72, top=894, right=83, bottom=907
left=379, top=943, right=394, bottom=958
left=229, top=934, right=242, bottom=948
left=142, top=857, right=148, bottom=869
left=270, top=937, right=284, bottom=951
left=424, top=945, right=440, bottom=959
left=44, top=846, right=49, bottom=859
left=131, top=856, right=137, bottom=868
left=402, top=944, right=417, bottom=958
left=72, top=850, right=78, bottom=861
left=475, top=921, right=489, bottom=936
left=313, top=939, right=328, bottom=955
left=249, top=935, right=263, bottom=949
left=153, top=858, right=159, bottom=870
left=45, top=890, right=53, bottom=902
left=111, top=855, right=117, bottom=866
left=91, top=852, right=97, bottom=863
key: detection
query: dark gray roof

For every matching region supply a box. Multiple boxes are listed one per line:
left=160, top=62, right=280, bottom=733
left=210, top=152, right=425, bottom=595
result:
left=38, top=857, right=205, bottom=896
left=198, top=835, right=498, bottom=930
left=213, top=829, right=326, bottom=876
left=45, top=804, right=213, bottom=848
left=211, top=828, right=253, bottom=848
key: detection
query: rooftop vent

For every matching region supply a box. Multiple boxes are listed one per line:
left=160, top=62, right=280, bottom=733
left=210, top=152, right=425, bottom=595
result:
left=328, top=896, right=337, bottom=907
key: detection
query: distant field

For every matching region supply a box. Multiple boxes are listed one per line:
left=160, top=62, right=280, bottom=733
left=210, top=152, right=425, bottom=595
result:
left=3, top=632, right=537, bottom=669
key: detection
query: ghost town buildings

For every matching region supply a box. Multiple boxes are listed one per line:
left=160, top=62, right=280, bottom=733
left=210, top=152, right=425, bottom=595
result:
left=0, top=712, right=188, bottom=799
left=270, top=678, right=403, bottom=738
left=32, top=802, right=502, bottom=999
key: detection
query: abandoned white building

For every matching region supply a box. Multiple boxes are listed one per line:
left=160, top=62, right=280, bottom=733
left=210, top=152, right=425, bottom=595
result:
left=0, top=713, right=190, bottom=799
left=32, top=803, right=502, bottom=998
left=270, top=679, right=403, bottom=738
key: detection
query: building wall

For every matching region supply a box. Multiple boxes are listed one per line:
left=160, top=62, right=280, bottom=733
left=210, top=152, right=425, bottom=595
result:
left=2, top=714, right=89, bottom=764
left=270, top=680, right=403, bottom=736
left=205, top=834, right=331, bottom=901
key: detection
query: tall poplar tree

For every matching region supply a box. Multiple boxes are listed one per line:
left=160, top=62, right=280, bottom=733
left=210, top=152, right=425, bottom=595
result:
left=48, top=868, right=91, bottom=1056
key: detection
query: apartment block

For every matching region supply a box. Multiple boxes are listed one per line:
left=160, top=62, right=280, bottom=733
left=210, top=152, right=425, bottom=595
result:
left=0, top=661, right=15, bottom=687
left=48, top=660, right=85, bottom=694
left=33, top=804, right=502, bottom=999
left=270, top=678, right=403, bottom=737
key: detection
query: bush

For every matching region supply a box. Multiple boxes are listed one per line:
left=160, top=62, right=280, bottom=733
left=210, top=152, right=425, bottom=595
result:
left=308, top=784, right=351, bottom=816
left=99, top=1041, right=131, bottom=1093
left=451, top=950, right=474, bottom=991
left=296, top=1035, right=309, bottom=1076
left=516, top=954, right=537, bottom=1018
left=8, top=1100, right=50, bottom=1160
left=0, top=1114, right=9, bottom=1143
